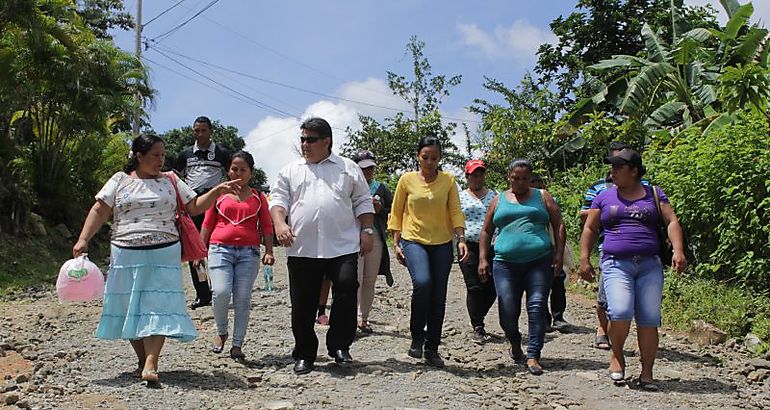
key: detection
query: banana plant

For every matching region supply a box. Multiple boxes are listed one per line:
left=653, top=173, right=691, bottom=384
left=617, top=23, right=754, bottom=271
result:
left=568, top=1, right=769, bottom=139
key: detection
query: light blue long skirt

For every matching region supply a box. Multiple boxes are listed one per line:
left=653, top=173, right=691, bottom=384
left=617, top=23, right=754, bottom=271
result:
left=96, top=242, right=197, bottom=342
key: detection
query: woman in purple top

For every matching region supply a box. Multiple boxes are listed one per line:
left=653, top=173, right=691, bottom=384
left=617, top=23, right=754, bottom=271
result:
left=579, top=148, right=686, bottom=391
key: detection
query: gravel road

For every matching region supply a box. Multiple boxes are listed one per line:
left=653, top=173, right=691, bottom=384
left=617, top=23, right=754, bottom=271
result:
left=1, top=247, right=769, bottom=409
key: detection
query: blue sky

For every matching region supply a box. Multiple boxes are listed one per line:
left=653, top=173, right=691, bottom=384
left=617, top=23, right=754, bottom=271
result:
left=113, top=0, right=768, bottom=183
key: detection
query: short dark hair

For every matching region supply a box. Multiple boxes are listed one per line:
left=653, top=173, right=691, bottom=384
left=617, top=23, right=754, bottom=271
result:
left=300, top=117, right=333, bottom=153
left=194, top=116, right=212, bottom=129
left=417, top=135, right=441, bottom=153
left=231, top=150, right=255, bottom=171
left=508, top=158, right=533, bottom=173
left=531, top=173, right=543, bottom=184
left=124, top=134, right=164, bottom=174
left=301, top=117, right=332, bottom=139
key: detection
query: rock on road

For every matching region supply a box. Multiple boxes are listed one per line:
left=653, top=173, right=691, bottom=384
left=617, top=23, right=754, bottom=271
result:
left=1, top=247, right=768, bottom=409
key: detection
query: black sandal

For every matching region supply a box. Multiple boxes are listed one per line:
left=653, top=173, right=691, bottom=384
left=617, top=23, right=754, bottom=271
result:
left=636, top=377, right=660, bottom=391
left=593, top=334, right=611, bottom=350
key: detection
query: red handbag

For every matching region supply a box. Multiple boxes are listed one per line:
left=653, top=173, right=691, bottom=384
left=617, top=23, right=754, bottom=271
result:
left=166, top=172, right=208, bottom=262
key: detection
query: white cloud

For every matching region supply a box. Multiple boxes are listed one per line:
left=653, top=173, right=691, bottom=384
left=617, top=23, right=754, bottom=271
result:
left=243, top=100, right=361, bottom=187
left=458, top=20, right=557, bottom=62
left=245, top=78, right=486, bottom=186
left=335, top=77, right=411, bottom=119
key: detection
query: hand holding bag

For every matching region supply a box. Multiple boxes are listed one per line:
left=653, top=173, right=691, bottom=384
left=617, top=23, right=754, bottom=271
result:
left=166, top=172, right=208, bottom=262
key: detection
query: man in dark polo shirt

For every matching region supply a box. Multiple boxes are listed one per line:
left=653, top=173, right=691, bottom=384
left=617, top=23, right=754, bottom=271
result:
left=173, top=116, right=232, bottom=309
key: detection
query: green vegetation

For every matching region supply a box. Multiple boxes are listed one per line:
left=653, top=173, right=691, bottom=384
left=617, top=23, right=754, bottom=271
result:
left=663, top=272, right=770, bottom=353
left=0, top=234, right=108, bottom=297
left=3, top=0, right=770, bottom=352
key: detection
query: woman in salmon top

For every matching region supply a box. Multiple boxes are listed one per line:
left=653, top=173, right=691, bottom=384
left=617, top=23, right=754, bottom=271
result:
left=201, top=150, right=274, bottom=360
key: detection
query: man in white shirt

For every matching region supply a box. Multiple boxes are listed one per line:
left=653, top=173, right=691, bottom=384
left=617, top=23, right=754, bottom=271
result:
left=270, top=117, right=374, bottom=375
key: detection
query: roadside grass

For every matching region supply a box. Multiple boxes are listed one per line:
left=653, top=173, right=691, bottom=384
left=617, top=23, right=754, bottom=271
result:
left=662, top=272, right=770, bottom=354
left=0, top=233, right=108, bottom=297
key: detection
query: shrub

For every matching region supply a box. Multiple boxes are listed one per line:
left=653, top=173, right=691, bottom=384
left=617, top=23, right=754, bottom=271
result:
left=548, top=162, right=606, bottom=245
left=662, top=273, right=755, bottom=338
left=646, top=111, right=770, bottom=290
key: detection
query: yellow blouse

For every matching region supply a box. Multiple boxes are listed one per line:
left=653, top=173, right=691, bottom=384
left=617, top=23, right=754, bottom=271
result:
left=387, top=171, right=465, bottom=245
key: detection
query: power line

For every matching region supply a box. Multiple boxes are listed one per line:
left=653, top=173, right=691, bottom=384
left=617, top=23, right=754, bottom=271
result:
left=147, top=44, right=482, bottom=124
left=142, top=55, right=258, bottom=108
left=149, top=0, right=220, bottom=43
left=151, top=46, right=299, bottom=119
left=149, top=46, right=352, bottom=137
left=144, top=0, right=188, bottom=27
left=149, top=43, right=305, bottom=115
left=174, top=2, right=350, bottom=86
left=172, top=2, right=399, bottom=100
left=143, top=55, right=300, bottom=146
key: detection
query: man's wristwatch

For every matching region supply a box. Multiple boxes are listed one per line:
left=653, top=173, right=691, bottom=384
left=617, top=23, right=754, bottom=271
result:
left=361, top=227, right=375, bottom=235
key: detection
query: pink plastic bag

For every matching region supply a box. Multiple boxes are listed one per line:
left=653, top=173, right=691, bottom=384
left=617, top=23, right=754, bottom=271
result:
left=56, top=255, right=105, bottom=302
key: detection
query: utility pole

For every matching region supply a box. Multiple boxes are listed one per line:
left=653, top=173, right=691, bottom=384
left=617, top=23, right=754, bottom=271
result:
left=133, top=0, right=143, bottom=137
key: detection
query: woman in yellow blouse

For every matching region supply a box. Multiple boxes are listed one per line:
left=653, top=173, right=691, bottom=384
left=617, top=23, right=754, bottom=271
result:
left=388, top=136, right=468, bottom=368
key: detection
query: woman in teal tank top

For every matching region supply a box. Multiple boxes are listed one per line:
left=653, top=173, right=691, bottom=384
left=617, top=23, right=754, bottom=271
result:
left=478, top=159, right=566, bottom=375
left=492, top=188, right=553, bottom=263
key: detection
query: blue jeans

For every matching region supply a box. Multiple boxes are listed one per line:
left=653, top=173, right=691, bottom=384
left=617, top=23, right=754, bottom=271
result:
left=601, top=255, right=663, bottom=327
left=208, top=244, right=260, bottom=347
left=400, top=239, right=454, bottom=351
left=493, top=253, right=552, bottom=359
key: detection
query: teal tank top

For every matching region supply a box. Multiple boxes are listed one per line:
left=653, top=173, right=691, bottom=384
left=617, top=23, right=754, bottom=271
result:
left=492, top=189, right=552, bottom=263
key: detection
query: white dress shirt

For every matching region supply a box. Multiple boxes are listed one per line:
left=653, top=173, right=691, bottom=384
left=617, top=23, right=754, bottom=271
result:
left=270, top=152, right=374, bottom=258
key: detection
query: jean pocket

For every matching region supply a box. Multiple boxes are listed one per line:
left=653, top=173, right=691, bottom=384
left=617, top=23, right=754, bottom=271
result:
left=600, top=257, right=616, bottom=272
left=249, top=246, right=261, bottom=258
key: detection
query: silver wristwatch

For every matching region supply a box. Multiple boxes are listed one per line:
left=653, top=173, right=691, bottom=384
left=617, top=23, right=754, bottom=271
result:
left=361, top=227, right=375, bottom=235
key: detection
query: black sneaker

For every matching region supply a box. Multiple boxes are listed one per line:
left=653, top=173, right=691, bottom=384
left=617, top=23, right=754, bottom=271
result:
left=471, top=326, right=490, bottom=345
left=189, top=299, right=211, bottom=310
left=424, top=350, right=445, bottom=368
left=408, top=340, right=423, bottom=359
left=552, top=319, right=570, bottom=332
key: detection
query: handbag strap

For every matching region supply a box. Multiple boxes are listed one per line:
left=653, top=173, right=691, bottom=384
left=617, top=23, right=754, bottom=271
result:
left=652, top=185, right=664, bottom=229
left=165, top=172, right=189, bottom=217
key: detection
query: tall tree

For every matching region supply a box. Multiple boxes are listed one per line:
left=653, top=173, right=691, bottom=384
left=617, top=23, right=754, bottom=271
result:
left=1, top=0, right=153, bottom=226
left=571, top=1, right=769, bottom=138
left=535, top=0, right=717, bottom=108
left=344, top=36, right=465, bottom=179
left=387, top=35, right=462, bottom=124
left=76, top=0, right=134, bottom=39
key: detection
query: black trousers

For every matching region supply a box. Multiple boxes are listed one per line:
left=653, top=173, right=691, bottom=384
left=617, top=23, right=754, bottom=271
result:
left=546, top=270, right=567, bottom=325
left=189, top=212, right=212, bottom=302
left=287, top=253, right=358, bottom=361
left=457, top=242, right=497, bottom=329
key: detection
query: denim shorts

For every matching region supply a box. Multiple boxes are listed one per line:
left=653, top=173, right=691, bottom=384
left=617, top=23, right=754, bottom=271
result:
left=601, top=255, right=663, bottom=327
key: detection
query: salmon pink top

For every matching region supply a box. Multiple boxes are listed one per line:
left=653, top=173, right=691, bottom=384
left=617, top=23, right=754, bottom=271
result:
left=202, top=189, right=274, bottom=247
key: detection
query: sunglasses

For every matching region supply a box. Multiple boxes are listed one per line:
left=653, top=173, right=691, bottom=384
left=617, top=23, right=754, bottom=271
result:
left=300, top=135, right=325, bottom=144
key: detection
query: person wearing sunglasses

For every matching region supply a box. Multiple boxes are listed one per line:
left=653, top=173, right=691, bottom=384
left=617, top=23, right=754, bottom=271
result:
left=270, top=117, right=374, bottom=375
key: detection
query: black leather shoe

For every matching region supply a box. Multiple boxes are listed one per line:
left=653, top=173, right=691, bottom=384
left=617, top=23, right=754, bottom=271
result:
left=424, top=350, right=445, bottom=368
left=189, top=299, right=211, bottom=310
left=293, top=359, right=314, bottom=375
left=408, top=340, right=423, bottom=359
left=330, top=349, right=353, bottom=364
